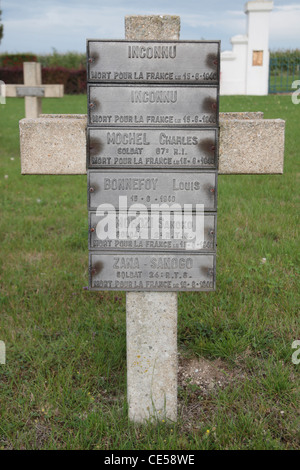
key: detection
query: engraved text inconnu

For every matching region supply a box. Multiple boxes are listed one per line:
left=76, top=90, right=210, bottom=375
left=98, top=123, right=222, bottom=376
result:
left=131, top=90, right=177, bottom=103
left=128, top=45, right=176, bottom=59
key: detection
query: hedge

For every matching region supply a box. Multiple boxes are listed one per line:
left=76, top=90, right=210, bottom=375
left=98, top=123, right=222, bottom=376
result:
left=0, top=66, right=23, bottom=84
left=42, top=67, right=86, bottom=94
left=270, top=49, right=300, bottom=64
left=1, top=54, right=37, bottom=67
left=0, top=66, right=87, bottom=94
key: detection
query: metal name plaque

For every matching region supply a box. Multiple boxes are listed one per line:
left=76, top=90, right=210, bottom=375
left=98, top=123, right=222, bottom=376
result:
left=88, top=85, right=218, bottom=127
left=87, top=128, right=218, bottom=169
left=88, top=170, right=217, bottom=211
left=89, top=211, right=217, bottom=252
left=16, top=86, right=45, bottom=97
left=87, top=40, right=220, bottom=85
left=89, top=252, right=216, bottom=291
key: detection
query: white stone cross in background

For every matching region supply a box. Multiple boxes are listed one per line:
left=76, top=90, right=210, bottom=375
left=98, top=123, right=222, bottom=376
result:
left=5, top=62, right=64, bottom=118
left=18, top=15, right=285, bottom=423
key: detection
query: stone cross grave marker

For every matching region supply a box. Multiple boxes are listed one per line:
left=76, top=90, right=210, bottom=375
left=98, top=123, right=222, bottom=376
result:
left=86, top=36, right=219, bottom=423
left=18, top=15, right=285, bottom=423
left=4, top=62, right=64, bottom=118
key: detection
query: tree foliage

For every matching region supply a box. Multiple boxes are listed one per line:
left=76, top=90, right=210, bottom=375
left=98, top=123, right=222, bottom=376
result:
left=270, top=49, right=300, bottom=64
left=0, top=10, right=3, bottom=44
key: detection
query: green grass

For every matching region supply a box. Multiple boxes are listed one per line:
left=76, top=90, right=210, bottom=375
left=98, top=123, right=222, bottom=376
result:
left=0, top=94, right=299, bottom=450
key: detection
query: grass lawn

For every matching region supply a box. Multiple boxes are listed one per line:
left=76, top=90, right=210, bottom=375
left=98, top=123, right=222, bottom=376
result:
left=0, top=94, right=299, bottom=450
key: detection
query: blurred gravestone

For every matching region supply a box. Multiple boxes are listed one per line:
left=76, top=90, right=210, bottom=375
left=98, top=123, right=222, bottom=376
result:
left=5, top=62, right=63, bottom=118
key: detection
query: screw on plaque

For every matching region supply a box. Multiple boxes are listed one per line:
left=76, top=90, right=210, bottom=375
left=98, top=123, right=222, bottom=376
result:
left=209, top=269, right=214, bottom=276
left=211, top=145, right=215, bottom=152
left=211, top=102, right=217, bottom=111
left=210, top=230, right=214, bottom=235
left=89, top=102, right=95, bottom=109
left=90, top=227, right=95, bottom=232
left=88, top=57, right=95, bottom=64
left=91, top=268, right=97, bottom=275
left=210, top=187, right=215, bottom=193
left=89, top=187, right=95, bottom=193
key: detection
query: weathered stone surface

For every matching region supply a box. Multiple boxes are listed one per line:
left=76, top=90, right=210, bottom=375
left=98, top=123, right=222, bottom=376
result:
left=219, top=118, right=285, bottom=174
left=220, top=111, right=264, bottom=120
left=126, top=292, right=178, bottom=422
left=40, top=114, right=85, bottom=119
left=125, top=15, right=180, bottom=40
left=19, top=117, right=86, bottom=175
left=19, top=113, right=285, bottom=175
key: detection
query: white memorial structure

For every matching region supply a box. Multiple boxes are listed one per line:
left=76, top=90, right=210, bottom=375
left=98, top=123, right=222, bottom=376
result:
left=221, top=0, right=273, bottom=95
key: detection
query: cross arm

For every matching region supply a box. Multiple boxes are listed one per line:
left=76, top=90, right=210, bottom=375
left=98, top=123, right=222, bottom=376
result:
left=19, top=112, right=285, bottom=175
left=6, top=84, right=64, bottom=98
